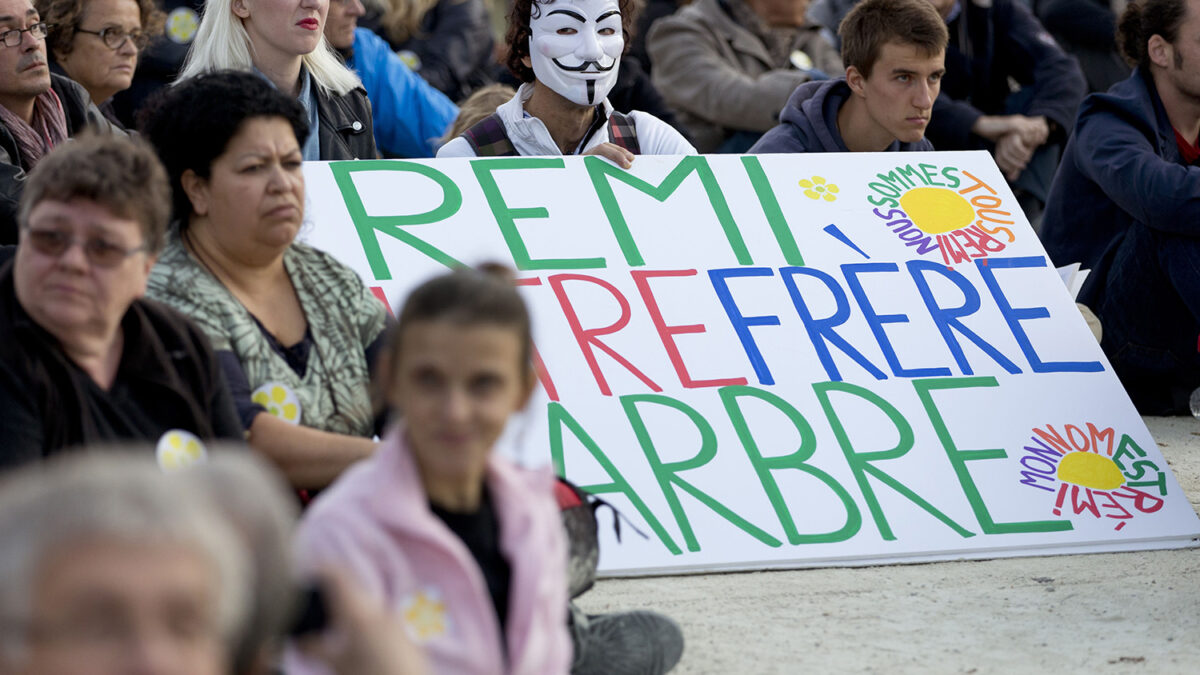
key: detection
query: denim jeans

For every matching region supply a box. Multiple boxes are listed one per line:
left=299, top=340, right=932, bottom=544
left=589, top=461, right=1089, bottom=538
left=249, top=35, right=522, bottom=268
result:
left=1095, top=221, right=1200, bottom=414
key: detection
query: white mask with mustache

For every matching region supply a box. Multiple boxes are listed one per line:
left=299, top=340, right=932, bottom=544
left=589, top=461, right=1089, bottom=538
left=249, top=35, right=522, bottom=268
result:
left=529, top=0, right=623, bottom=106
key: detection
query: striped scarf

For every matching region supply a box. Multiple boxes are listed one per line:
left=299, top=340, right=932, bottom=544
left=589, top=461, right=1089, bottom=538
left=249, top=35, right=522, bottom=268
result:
left=0, top=86, right=68, bottom=170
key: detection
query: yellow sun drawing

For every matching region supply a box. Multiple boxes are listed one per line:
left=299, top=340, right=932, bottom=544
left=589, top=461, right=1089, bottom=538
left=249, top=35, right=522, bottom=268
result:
left=799, top=176, right=839, bottom=202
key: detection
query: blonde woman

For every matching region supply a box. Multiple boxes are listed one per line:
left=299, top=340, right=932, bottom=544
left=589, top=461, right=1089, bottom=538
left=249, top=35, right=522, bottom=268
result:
left=370, top=0, right=495, bottom=101
left=178, top=0, right=377, bottom=160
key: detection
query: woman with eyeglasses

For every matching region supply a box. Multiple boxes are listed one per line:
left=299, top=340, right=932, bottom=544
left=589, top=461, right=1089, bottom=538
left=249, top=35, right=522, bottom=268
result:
left=36, top=0, right=164, bottom=126
left=0, top=133, right=243, bottom=468
left=177, top=0, right=376, bottom=160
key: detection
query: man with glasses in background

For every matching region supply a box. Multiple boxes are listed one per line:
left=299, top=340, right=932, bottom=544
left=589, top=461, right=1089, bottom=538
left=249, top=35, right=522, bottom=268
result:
left=0, top=0, right=120, bottom=246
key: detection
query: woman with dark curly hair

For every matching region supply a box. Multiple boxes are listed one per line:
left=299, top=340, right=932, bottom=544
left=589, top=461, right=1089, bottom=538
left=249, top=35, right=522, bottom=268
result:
left=436, top=0, right=693, bottom=164
left=36, top=0, right=164, bottom=121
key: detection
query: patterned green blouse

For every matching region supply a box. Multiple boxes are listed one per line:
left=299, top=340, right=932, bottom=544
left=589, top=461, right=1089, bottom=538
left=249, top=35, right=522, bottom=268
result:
left=147, top=229, right=387, bottom=437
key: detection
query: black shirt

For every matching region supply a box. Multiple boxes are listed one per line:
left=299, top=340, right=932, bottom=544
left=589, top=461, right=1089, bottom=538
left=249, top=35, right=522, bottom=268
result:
left=430, top=487, right=512, bottom=642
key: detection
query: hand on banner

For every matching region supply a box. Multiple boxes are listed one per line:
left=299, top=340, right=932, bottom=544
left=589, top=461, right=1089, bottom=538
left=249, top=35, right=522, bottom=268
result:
left=584, top=142, right=635, bottom=169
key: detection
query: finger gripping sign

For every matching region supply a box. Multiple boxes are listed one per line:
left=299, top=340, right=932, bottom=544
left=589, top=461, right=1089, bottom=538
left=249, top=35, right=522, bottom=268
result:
left=303, top=151, right=1200, bottom=575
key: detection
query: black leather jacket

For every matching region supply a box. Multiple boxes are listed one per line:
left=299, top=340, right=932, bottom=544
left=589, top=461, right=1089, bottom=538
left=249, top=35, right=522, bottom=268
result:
left=316, top=85, right=377, bottom=160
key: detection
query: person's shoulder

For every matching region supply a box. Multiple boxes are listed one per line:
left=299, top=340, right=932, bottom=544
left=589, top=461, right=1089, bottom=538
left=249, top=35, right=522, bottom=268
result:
left=626, top=110, right=697, bottom=154
left=436, top=135, right=478, bottom=158
left=649, top=0, right=720, bottom=35
left=1076, top=71, right=1160, bottom=131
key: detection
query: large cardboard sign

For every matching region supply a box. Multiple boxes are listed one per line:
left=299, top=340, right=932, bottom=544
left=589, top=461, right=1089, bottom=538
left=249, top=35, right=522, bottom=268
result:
left=302, top=151, right=1200, bottom=575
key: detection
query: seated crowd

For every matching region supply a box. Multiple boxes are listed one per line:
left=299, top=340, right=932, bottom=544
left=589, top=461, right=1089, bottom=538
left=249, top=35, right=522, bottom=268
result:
left=0, top=0, right=1196, bottom=673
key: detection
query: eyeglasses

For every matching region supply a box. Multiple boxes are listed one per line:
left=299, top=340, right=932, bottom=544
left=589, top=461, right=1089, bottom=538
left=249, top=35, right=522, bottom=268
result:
left=0, top=22, right=47, bottom=48
left=24, top=228, right=147, bottom=267
left=75, top=26, right=149, bottom=50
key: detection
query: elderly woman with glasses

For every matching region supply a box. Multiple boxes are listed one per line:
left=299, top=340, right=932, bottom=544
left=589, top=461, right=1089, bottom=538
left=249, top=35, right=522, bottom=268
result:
left=0, top=133, right=243, bottom=469
left=35, top=0, right=164, bottom=125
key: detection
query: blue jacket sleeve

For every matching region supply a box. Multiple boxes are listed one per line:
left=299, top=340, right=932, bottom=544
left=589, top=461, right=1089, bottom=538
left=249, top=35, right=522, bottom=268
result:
left=351, top=28, right=459, bottom=158
left=1074, top=103, right=1200, bottom=237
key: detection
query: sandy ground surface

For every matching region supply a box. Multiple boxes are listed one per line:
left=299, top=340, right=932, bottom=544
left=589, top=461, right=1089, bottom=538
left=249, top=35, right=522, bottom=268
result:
left=577, top=416, right=1200, bottom=674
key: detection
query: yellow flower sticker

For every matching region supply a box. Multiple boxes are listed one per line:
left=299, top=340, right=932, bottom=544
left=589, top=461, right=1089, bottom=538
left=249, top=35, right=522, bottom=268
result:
left=799, top=176, right=839, bottom=202
left=251, top=382, right=302, bottom=425
left=156, top=429, right=207, bottom=472
left=402, top=589, right=450, bottom=642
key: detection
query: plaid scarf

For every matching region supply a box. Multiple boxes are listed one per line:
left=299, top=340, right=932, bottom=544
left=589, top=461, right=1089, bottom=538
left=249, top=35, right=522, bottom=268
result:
left=0, top=86, right=68, bottom=170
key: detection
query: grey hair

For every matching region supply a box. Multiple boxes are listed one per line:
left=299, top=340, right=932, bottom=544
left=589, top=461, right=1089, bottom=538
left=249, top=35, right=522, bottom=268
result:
left=177, top=0, right=362, bottom=97
left=0, top=453, right=251, bottom=664
left=187, top=449, right=299, bottom=674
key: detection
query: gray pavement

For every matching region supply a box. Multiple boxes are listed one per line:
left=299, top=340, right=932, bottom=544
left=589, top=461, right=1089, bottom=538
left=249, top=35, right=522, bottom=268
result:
left=578, top=416, right=1200, bottom=674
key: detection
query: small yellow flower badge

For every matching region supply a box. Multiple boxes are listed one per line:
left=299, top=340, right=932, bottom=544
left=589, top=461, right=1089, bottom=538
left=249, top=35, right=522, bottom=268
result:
left=402, top=589, right=449, bottom=642
left=799, top=176, right=839, bottom=202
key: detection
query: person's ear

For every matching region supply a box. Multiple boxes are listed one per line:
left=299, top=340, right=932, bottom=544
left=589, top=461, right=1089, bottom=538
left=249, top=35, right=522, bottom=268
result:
left=180, top=170, right=209, bottom=217
left=1148, top=34, right=1172, bottom=69
left=846, top=65, right=867, bottom=97
left=231, top=0, right=251, bottom=20
left=522, top=54, right=532, bottom=70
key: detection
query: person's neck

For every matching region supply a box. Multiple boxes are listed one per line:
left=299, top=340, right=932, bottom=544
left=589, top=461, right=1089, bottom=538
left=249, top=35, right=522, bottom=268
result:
left=1152, top=67, right=1200, bottom=143
left=255, top=53, right=305, bottom=98
left=60, top=321, right=125, bottom=391
left=836, top=94, right=899, bottom=152
left=0, top=95, right=37, bottom=125
left=183, top=220, right=288, bottom=298
left=524, top=83, right=597, bottom=155
left=425, top=476, right=485, bottom=513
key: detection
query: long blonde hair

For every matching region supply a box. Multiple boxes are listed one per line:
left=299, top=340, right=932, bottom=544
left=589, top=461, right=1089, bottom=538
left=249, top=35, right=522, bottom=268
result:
left=379, top=0, right=442, bottom=44
left=178, top=0, right=361, bottom=96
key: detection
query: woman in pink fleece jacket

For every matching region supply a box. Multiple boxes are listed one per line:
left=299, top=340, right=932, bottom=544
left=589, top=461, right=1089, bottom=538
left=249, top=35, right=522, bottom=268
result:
left=288, top=266, right=571, bottom=675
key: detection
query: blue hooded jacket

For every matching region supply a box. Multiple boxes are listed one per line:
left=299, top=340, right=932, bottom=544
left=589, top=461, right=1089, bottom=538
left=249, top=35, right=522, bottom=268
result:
left=1040, top=67, right=1200, bottom=301
left=346, top=28, right=459, bottom=158
left=750, top=78, right=934, bottom=153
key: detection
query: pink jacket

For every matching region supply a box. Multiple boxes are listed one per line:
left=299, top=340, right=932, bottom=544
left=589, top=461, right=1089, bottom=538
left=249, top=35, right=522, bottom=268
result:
left=286, top=428, right=572, bottom=675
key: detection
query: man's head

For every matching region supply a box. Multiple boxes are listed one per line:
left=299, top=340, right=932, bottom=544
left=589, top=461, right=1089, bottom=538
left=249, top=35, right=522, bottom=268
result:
left=0, top=0, right=50, bottom=121
left=744, top=0, right=811, bottom=28
left=323, top=0, right=365, bottom=51
left=839, top=0, right=947, bottom=147
left=840, top=0, right=948, bottom=79
left=505, top=0, right=635, bottom=105
left=1118, top=0, right=1194, bottom=68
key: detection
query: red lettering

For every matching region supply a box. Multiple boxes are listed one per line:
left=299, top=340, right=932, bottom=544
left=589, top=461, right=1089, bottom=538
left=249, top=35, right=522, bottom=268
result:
left=938, top=234, right=970, bottom=265
left=369, top=286, right=394, bottom=317
left=1111, top=486, right=1166, bottom=514
left=1070, top=485, right=1100, bottom=517
left=514, top=277, right=560, bottom=401
left=1033, top=425, right=1072, bottom=455
left=631, top=269, right=748, bottom=389
left=547, top=274, right=662, bottom=397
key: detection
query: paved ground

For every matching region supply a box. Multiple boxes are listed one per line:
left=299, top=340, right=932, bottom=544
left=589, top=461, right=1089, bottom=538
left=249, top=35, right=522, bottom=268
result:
left=578, top=416, right=1200, bottom=674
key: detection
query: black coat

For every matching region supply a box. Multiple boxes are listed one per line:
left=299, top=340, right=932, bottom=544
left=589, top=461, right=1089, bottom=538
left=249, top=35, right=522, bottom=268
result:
left=316, top=85, right=377, bottom=160
left=926, top=0, right=1086, bottom=150
left=0, top=258, right=243, bottom=468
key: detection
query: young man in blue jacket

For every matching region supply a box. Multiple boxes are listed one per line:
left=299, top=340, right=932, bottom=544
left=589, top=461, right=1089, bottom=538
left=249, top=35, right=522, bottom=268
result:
left=324, top=0, right=459, bottom=158
left=1041, top=0, right=1200, bottom=415
left=750, top=0, right=947, bottom=154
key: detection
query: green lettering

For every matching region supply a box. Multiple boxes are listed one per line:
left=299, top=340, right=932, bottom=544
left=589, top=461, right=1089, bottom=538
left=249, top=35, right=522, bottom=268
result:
left=472, top=157, right=605, bottom=270
left=329, top=160, right=462, bottom=280
left=720, top=385, right=860, bottom=544
left=741, top=156, right=804, bottom=266
left=623, top=393, right=781, bottom=552
left=547, top=402, right=680, bottom=554
left=814, top=381, right=974, bottom=540
left=914, top=377, right=1072, bottom=534
left=586, top=155, right=752, bottom=267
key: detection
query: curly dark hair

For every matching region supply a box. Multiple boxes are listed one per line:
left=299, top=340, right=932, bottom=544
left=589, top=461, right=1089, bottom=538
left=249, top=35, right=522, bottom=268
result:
left=504, top=0, right=637, bottom=83
left=37, top=0, right=166, bottom=59
left=137, top=71, right=310, bottom=225
left=1117, top=0, right=1189, bottom=68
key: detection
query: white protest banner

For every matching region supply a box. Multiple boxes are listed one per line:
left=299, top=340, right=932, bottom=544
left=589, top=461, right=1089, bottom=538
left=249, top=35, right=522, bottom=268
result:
left=301, top=151, right=1200, bottom=576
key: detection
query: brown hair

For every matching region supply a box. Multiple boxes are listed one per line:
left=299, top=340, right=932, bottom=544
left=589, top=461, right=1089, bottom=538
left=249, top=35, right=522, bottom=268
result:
left=441, top=83, right=517, bottom=145
left=505, top=0, right=637, bottom=83
left=376, top=265, right=534, bottom=413
left=38, top=0, right=166, bottom=59
left=18, top=133, right=172, bottom=255
left=839, top=0, right=948, bottom=78
left=1117, top=0, right=1190, bottom=68
left=378, top=0, right=442, bottom=44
